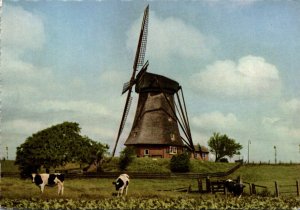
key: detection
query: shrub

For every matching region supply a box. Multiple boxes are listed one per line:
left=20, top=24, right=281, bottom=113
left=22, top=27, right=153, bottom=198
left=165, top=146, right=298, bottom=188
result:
left=219, top=158, right=229, bottom=163
left=118, top=146, right=136, bottom=171
left=170, top=152, right=190, bottom=172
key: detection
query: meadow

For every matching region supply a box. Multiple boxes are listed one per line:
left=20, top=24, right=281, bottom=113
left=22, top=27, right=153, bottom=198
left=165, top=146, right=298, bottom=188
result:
left=229, top=164, right=300, bottom=195
left=1, top=177, right=300, bottom=209
left=1, top=160, right=300, bottom=209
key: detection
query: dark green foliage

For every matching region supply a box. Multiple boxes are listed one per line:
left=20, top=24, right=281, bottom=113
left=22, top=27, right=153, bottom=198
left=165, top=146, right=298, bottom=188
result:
left=118, top=146, right=136, bottom=171
left=219, top=158, right=229, bottom=162
left=2, top=196, right=300, bottom=209
left=208, top=132, right=243, bottom=162
left=15, top=122, right=108, bottom=177
left=170, top=152, right=190, bottom=172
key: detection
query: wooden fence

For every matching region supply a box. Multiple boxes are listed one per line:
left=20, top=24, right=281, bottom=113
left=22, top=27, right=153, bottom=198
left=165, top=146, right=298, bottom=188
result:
left=197, top=178, right=227, bottom=194
left=275, top=181, right=300, bottom=197
left=1, top=163, right=243, bottom=179
left=197, top=178, right=268, bottom=195
left=250, top=183, right=267, bottom=195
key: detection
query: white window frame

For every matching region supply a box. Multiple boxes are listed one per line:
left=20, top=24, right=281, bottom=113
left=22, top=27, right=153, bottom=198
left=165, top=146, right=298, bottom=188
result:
left=169, top=146, right=177, bottom=154
left=144, top=149, right=149, bottom=156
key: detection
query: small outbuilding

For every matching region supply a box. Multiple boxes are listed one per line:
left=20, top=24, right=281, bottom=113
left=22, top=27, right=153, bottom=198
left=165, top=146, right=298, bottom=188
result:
left=193, top=145, right=209, bottom=161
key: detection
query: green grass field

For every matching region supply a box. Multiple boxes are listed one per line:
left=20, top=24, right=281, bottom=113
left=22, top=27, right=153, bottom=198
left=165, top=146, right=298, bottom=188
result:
left=1, top=177, right=197, bottom=199
left=229, top=164, right=300, bottom=195
left=1, top=160, right=300, bottom=209
left=0, top=158, right=237, bottom=174
left=1, top=176, right=300, bottom=209
left=0, top=160, right=19, bottom=173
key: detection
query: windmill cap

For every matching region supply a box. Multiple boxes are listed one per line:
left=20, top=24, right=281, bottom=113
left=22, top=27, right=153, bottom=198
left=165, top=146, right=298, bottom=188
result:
left=135, top=72, right=181, bottom=94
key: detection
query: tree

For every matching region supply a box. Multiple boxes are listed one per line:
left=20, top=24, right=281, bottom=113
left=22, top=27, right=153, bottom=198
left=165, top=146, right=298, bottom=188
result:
left=78, top=136, right=109, bottom=172
left=208, top=132, right=242, bottom=162
left=170, top=152, right=190, bottom=172
left=15, top=122, right=109, bottom=177
left=118, top=146, right=136, bottom=171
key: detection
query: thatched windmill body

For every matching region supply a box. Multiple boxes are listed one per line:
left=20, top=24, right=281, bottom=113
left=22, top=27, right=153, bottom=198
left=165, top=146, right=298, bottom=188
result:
left=112, top=5, right=194, bottom=158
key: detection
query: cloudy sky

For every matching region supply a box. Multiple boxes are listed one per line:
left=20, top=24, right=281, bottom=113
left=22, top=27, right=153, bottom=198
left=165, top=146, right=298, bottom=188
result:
left=2, top=0, right=300, bottom=162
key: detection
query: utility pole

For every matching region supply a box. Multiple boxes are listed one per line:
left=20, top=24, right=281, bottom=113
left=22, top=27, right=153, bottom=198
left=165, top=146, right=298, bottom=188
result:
left=274, top=145, right=277, bottom=164
left=6, top=146, right=8, bottom=160
left=248, top=140, right=251, bottom=164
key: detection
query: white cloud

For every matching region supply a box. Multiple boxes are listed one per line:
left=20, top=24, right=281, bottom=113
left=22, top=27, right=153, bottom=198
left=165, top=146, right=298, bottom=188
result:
left=82, top=126, right=115, bottom=141
left=262, top=116, right=300, bottom=139
left=262, top=117, right=280, bottom=126
left=229, top=0, right=261, bottom=6
left=99, top=70, right=127, bottom=87
left=2, top=5, right=56, bottom=104
left=126, top=11, right=217, bottom=63
left=262, top=99, right=300, bottom=140
left=190, top=55, right=282, bottom=98
left=280, top=98, right=300, bottom=114
left=2, top=119, right=47, bottom=135
left=37, top=100, right=116, bottom=119
left=204, top=0, right=261, bottom=7
left=1, top=52, right=60, bottom=108
left=3, top=53, right=54, bottom=83
left=3, top=5, right=45, bottom=52
left=192, top=111, right=239, bottom=130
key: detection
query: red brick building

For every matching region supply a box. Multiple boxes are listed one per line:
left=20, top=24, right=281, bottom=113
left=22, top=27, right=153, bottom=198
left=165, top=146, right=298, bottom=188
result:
left=193, top=145, right=209, bottom=161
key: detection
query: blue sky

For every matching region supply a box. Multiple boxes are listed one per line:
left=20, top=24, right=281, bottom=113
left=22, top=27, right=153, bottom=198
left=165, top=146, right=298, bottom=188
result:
left=2, top=0, right=300, bottom=162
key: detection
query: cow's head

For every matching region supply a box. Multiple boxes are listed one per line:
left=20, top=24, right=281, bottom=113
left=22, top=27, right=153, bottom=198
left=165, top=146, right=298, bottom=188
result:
left=113, top=178, right=124, bottom=191
left=31, top=173, right=36, bottom=183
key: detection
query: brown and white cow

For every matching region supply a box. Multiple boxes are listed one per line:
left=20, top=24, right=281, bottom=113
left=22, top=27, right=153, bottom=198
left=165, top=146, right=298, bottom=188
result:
left=112, top=174, right=129, bottom=196
left=31, top=173, right=64, bottom=195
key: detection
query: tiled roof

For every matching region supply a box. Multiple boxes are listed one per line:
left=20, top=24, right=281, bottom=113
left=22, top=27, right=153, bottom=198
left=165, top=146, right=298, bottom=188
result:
left=194, top=145, right=209, bottom=153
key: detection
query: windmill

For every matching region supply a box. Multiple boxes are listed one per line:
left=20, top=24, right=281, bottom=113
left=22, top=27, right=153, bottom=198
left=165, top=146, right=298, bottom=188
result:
left=112, top=5, right=195, bottom=157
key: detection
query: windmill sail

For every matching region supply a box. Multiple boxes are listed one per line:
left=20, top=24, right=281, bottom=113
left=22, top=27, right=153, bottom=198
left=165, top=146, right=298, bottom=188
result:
left=112, top=5, right=149, bottom=157
left=133, top=5, right=149, bottom=71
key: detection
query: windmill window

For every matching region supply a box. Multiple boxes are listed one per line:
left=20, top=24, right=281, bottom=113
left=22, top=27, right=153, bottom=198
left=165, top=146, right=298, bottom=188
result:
left=170, top=133, right=175, bottom=141
left=169, top=146, right=177, bottom=154
left=133, top=132, right=138, bottom=137
left=144, top=149, right=149, bottom=156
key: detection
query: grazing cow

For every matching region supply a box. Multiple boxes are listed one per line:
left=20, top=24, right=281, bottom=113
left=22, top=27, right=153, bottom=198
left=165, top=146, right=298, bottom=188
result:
left=225, top=179, right=245, bottom=198
left=112, top=174, right=129, bottom=196
left=31, top=173, right=64, bottom=195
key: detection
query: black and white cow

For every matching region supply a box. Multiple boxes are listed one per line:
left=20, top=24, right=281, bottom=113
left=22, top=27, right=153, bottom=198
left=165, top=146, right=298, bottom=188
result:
left=225, top=179, right=245, bottom=198
left=31, top=173, right=64, bottom=195
left=112, top=174, right=129, bottom=196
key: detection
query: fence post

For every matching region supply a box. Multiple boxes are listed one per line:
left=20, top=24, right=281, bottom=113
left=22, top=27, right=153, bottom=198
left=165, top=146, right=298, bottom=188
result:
left=252, top=184, right=256, bottom=195
left=198, top=179, right=203, bottom=193
left=223, top=180, right=226, bottom=195
left=206, top=177, right=211, bottom=193
left=187, top=184, right=191, bottom=193
left=296, top=180, right=299, bottom=197
left=275, top=181, right=279, bottom=197
left=248, top=183, right=252, bottom=195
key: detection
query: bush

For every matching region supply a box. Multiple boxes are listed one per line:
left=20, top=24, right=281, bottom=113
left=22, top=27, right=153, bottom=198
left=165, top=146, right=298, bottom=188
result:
left=118, top=146, right=136, bottom=171
left=170, top=152, right=190, bottom=172
left=219, top=158, right=229, bottom=163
